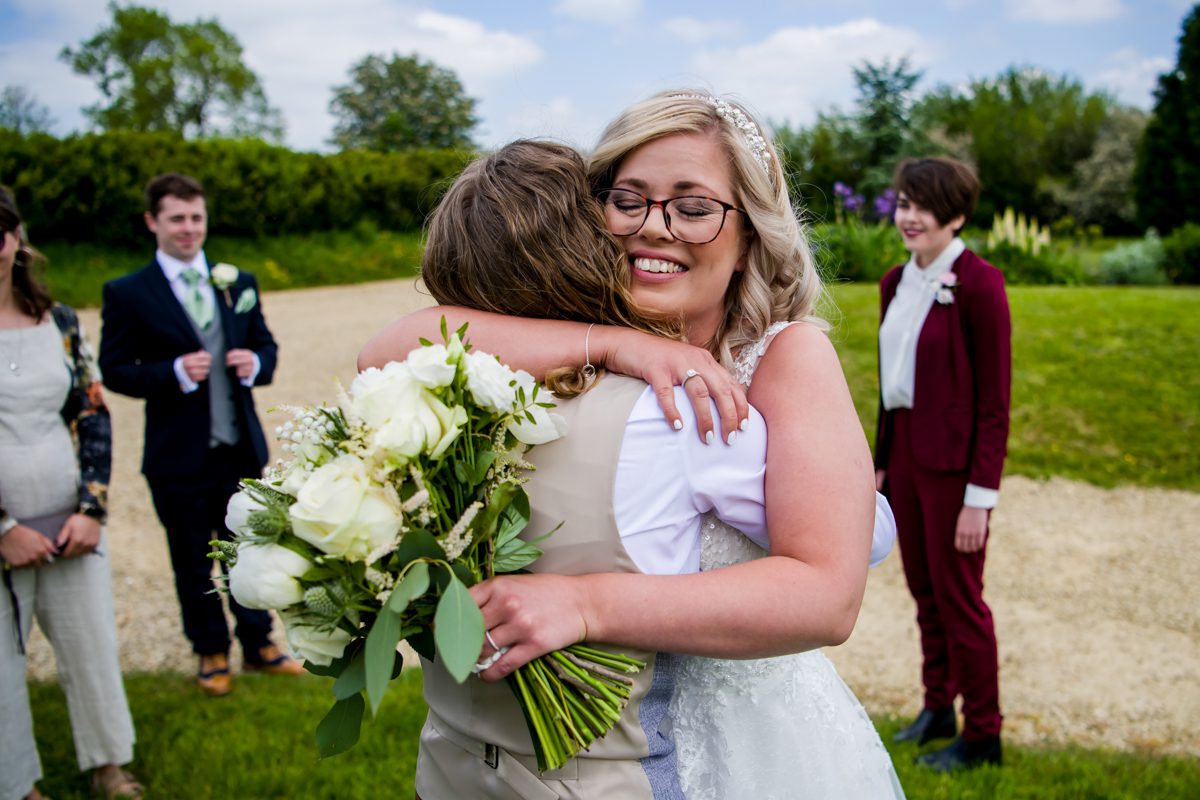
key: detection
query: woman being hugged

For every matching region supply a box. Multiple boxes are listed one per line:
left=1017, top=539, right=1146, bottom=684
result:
left=876, top=157, right=1011, bottom=772
left=0, top=188, right=142, bottom=800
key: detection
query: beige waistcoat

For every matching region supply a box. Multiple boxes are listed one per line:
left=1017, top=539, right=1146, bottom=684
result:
left=416, top=375, right=682, bottom=800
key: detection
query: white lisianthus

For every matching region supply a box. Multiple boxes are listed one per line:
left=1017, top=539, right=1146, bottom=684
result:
left=228, top=542, right=312, bottom=609
left=445, top=332, right=467, bottom=363
left=280, top=611, right=352, bottom=666
left=508, top=370, right=568, bottom=445
left=371, top=389, right=466, bottom=459
left=405, top=343, right=457, bottom=389
left=278, top=464, right=310, bottom=497
left=210, top=262, right=240, bottom=290
left=225, top=490, right=266, bottom=537
left=349, top=362, right=420, bottom=428
left=288, top=455, right=403, bottom=561
left=464, top=351, right=518, bottom=413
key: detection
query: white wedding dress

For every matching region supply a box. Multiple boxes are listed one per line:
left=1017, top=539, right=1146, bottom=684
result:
left=668, top=322, right=905, bottom=800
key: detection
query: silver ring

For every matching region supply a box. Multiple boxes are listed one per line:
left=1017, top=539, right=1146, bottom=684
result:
left=681, top=368, right=701, bottom=388
left=485, top=630, right=500, bottom=651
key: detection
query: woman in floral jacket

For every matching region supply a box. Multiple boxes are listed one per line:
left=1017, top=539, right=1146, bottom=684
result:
left=0, top=187, right=141, bottom=800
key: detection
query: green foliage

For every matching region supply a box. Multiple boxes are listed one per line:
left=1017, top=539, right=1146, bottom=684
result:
left=1135, top=5, right=1200, bottom=234
left=330, top=53, right=478, bottom=151
left=1088, top=231, right=1169, bottom=285
left=1162, top=222, right=1200, bottom=284
left=0, top=129, right=469, bottom=247
left=851, top=58, right=923, bottom=200
left=812, top=220, right=908, bottom=282
left=1047, top=107, right=1147, bottom=234
left=976, top=241, right=1082, bottom=285
left=59, top=3, right=282, bottom=140
left=831, top=284, right=1200, bottom=491
left=0, top=85, right=55, bottom=133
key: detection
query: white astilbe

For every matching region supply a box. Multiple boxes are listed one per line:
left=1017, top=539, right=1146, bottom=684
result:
left=402, top=489, right=430, bottom=514
left=365, top=566, right=394, bottom=591
left=443, top=501, right=482, bottom=561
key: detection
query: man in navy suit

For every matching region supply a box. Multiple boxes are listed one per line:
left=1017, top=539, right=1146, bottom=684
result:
left=99, top=173, right=301, bottom=695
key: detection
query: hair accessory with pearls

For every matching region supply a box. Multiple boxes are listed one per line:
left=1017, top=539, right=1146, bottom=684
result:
left=671, top=93, right=772, bottom=175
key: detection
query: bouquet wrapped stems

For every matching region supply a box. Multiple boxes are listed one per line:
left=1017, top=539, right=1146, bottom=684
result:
left=510, top=644, right=645, bottom=772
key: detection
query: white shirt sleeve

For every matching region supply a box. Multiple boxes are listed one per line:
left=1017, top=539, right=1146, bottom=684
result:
left=239, top=352, right=262, bottom=387
left=614, top=386, right=767, bottom=575
left=173, top=356, right=200, bottom=394
left=870, top=491, right=896, bottom=567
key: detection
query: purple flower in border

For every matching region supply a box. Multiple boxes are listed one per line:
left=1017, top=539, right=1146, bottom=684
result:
left=874, top=189, right=897, bottom=219
left=844, top=193, right=865, bottom=213
left=833, top=181, right=853, bottom=198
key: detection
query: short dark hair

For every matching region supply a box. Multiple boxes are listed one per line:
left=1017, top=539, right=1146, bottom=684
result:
left=893, top=157, right=980, bottom=230
left=145, top=173, right=206, bottom=217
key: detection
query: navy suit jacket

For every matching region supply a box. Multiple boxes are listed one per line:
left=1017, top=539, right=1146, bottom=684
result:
left=874, top=248, right=1011, bottom=491
left=99, top=259, right=277, bottom=479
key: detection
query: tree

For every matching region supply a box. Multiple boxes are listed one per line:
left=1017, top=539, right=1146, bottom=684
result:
left=0, top=86, right=56, bottom=134
left=852, top=58, right=923, bottom=198
left=1050, top=107, right=1147, bottom=233
left=60, top=3, right=282, bottom=140
left=329, top=54, right=478, bottom=151
left=1134, top=4, right=1200, bottom=234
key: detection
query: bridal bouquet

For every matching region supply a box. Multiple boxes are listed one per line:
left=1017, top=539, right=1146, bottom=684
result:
left=213, top=323, right=643, bottom=770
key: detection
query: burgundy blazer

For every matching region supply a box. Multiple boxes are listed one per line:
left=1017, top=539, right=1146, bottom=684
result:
left=874, top=248, right=1012, bottom=491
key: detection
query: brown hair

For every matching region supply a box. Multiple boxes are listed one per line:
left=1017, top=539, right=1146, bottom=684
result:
left=0, top=186, right=53, bottom=319
left=145, top=172, right=206, bottom=217
left=893, top=157, right=980, bottom=230
left=421, top=140, right=680, bottom=396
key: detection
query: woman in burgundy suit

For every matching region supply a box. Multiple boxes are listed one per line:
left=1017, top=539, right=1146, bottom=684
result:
left=875, top=157, right=1011, bottom=772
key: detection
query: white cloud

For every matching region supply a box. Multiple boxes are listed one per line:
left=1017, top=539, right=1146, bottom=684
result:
left=554, top=0, right=641, bottom=24
left=0, top=38, right=100, bottom=137
left=1005, top=0, right=1125, bottom=24
left=1093, top=47, right=1172, bottom=108
left=688, top=18, right=929, bottom=127
left=661, top=16, right=741, bottom=43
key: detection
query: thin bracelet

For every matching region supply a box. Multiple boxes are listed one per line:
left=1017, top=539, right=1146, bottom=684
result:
left=583, top=323, right=597, bottom=380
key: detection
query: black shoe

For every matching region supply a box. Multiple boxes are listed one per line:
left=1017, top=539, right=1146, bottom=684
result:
left=893, top=706, right=957, bottom=745
left=916, top=736, right=1003, bottom=772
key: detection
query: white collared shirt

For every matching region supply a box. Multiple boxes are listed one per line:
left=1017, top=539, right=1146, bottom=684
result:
left=878, top=238, right=997, bottom=510
left=157, top=249, right=259, bottom=392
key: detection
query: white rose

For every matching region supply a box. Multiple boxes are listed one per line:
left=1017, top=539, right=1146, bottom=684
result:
left=225, top=490, right=266, bottom=537
left=350, top=361, right=419, bottom=428
left=280, top=611, right=352, bottom=666
left=405, top=343, right=457, bottom=389
left=509, top=404, right=568, bottom=445
left=371, top=388, right=466, bottom=460
left=464, top=351, right=518, bottom=412
left=288, top=455, right=402, bottom=561
left=210, top=262, right=239, bottom=289
left=228, top=542, right=312, bottom=609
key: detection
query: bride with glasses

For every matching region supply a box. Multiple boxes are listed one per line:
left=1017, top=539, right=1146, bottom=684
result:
left=363, top=90, right=904, bottom=799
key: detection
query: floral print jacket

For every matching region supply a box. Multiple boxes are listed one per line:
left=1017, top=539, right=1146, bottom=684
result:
left=0, top=303, right=111, bottom=525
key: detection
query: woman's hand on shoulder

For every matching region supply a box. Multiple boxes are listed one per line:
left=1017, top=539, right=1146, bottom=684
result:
left=596, top=327, right=748, bottom=445
left=0, top=524, right=59, bottom=568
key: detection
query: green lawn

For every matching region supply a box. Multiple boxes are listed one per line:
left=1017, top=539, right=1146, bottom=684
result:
left=27, top=671, right=1200, bottom=799
left=829, top=284, right=1200, bottom=490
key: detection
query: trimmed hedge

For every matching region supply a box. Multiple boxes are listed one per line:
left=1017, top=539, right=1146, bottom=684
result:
left=0, top=130, right=472, bottom=247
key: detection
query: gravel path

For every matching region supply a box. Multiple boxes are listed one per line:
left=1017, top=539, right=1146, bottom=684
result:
left=26, top=278, right=1200, bottom=758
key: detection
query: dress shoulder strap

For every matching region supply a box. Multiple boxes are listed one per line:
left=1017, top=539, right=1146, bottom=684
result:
left=732, top=320, right=798, bottom=387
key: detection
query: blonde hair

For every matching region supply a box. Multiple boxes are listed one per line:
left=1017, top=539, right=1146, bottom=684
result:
left=588, top=90, right=827, bottom=367
left=421, top=139, right=679, bottom=396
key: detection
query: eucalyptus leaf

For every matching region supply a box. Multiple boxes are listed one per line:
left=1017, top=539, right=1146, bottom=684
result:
left=331, top=647, right=366, bottom=700
left=433, top=574, right=485, bottom=683
left=491, top=539, right=544, bottom=573
left=316, top=694, right=365, bottom=759
left=365, top=609, right=402, bottom=714
left=495, top=487, right=530, bottom=548
left=390, top=529, right=445, bottom=567
left=408, top=627, right=436, bottom=661
left=469, top=450, right=497, bottom=484
left=303, top=643, right=357, bottom=678
left=300, top=565, right=337, bottom=582
left=387, top=561, right=431, bottom=614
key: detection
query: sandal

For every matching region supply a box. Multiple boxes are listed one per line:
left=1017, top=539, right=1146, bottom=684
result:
left=90, top=765, right=144, bottom=800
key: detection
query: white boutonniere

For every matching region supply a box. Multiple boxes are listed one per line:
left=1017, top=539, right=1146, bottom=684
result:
left=210, top=262, right=240, bottom=305
left=234, top=287, right=258, bottom=314
left=934, top=271, right=958, bottom=305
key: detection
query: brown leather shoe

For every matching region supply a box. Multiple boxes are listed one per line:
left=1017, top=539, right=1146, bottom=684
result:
left=244, top=643, right=305, bottom=676
left=197, top=652, right=233, bottom=696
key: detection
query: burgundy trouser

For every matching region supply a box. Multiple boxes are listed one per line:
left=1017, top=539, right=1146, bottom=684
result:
left=885, top=409, right=1002, bottom=740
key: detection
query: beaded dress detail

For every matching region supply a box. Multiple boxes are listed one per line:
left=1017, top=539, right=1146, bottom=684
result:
left=669, top=321, right=905, bottom=799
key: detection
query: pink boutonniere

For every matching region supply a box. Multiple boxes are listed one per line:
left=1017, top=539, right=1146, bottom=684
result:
left=935, top=271, right=958, bottom=305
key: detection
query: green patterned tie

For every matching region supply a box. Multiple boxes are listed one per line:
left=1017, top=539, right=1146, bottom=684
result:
left=180, top=268, right=213, bottom=330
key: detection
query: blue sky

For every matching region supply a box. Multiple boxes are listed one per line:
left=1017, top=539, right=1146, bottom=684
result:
left=0, top=0, right=1190, bottom=152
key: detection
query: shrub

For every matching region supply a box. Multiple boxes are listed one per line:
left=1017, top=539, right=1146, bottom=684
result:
left=977, top=241, right=1083, bottom=285
left=811, top=220, right=909, bottom=282
left=1162, top=222, right=1200, bottom=284
left=0, top=129, right=471, bottom=247
left=1089, top=231, right=1169, bottom=285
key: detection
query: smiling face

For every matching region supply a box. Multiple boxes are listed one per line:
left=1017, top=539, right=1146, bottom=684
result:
left=894, top=191, right=965, bottom=268
left=609, top=131, right=749, bottom=347
left=145, top=194, right=207, bottom=262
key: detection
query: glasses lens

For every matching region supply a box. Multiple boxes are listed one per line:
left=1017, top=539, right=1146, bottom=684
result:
left=597, top=189, right=648, bottom=236
left=664, top=197, right=726, bottom=244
